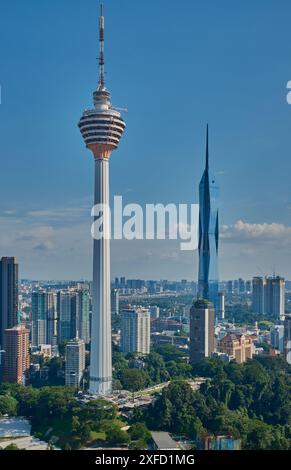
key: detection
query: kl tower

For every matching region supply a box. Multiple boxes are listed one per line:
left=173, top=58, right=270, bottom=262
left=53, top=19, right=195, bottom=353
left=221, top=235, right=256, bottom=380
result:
left=78, top=2, right=126, bottom=395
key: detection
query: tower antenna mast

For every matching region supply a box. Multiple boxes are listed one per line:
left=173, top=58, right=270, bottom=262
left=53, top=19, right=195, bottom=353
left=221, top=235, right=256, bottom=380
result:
left=206, top=124, right=209, bottom=171
left=99, top=1, right=105, bottom=89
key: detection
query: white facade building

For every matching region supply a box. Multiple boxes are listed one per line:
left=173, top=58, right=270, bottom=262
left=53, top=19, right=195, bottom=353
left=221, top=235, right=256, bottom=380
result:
left=149, top=306, right=160, bottom=319
left=65, top=338, right=85, bottom=388
left=270, top=325, right=284, bottom=353
left=121, top=307, right=151, bottom=355
left=218, top=292, right=225, bottom=320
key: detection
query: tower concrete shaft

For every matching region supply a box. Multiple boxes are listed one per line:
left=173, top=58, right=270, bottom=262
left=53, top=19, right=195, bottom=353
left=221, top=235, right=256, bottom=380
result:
left=90, top=157, right=112, bottom=395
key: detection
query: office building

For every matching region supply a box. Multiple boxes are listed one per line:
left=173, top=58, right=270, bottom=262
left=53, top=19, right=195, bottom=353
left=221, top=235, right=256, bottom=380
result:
left=2, top=325, right=30, bottom=384
left=78, top=3, right=126, bottom=395
left=190, top=299, right=215, bottom=363
left=198, top=127, right=219, bottom=316
left=65, top=338, right=85, bottom=388
left=0, top=257, right=19, bottom=348
left=121, top=307, right=150, bottom=355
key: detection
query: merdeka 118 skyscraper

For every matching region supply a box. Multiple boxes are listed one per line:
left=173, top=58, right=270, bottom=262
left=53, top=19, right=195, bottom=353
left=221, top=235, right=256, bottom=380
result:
left=78, top=2, right=126, bottom=395
left=198, top=126, right=219, bottom=317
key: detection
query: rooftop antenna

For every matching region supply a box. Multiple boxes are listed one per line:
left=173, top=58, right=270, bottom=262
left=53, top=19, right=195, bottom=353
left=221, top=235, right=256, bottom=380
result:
left=205, top=124, right=209, bottom=171
left=273, top=264, right=276, bottom=278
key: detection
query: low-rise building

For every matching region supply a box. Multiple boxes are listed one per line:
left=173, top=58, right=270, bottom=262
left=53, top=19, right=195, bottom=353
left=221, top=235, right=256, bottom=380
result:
left=217, top=333, right=253, bottom=364
left=151, top=432, right=179, bottom=451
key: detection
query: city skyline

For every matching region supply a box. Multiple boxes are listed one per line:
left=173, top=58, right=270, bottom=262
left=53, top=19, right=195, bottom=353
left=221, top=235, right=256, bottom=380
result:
left=0, top=1, right=290, bottom=456
left=1, top=0, right=291, bottom=281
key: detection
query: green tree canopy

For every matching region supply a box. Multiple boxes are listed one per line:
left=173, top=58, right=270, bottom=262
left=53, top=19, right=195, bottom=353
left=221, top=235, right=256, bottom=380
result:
left=0, top=395, right=18, bottom=417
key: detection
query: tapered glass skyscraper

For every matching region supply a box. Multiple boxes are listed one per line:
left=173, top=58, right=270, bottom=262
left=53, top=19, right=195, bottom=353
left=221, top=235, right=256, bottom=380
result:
left=198, top=126, right=219, bottom=316
left=78, top=3, right=126, bottom=395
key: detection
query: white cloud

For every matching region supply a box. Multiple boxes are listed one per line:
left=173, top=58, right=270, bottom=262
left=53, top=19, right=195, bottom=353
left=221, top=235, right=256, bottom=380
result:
left=27, top=206, right=90, bottom=221
left=0, top=206, right=290, bottom=279
left=32, top=241, right=55, bottom=252
left=221, top=220, right=291, bottom=244
left=17, top=226, right=55, bottom=241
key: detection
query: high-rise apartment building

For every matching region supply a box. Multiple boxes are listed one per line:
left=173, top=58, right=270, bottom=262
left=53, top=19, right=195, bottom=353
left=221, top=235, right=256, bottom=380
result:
left=190, top=300, right=215, bottom=363
left=252, top=276, right=266, bottom=315
left=233, top=280, right=239, bottom=294
left=31, top=291, right=57, bottom=347
left=265, top=276, right=285, bottom=321
left=77, top=290, right=90, bottom=345
left=121, top=307, right=150, bottom=355
left=2, top=325, right=30, bottom=384
left=78, top=3, right=126, bottom=395
left=57, top=289, right=90, bottom=344
left=0, top=257, right=19, bottom=348
left=57, top=291, right=75, bottom=344
left=149, top=306, right=160, bottom=319
left=270, top=325, right=284, bottom=353
left=31, top=293, right=46, bottom=347
left=227, top=280, right=233, bottom=296
left=245, top=280, right=252, bottom=294
left=65, top=338, right=85, bottom=388
left=218, top=292, right=225, bottom=320
left=46, top=292, right=58, bottom=346
left=238, top=278, right=245, bottom=294
left=111, top=289, right=119, bottom=316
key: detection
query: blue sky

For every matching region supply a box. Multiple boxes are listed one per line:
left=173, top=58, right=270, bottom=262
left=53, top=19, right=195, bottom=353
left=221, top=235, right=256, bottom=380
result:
left=0, top=0, right=291, bottom=280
